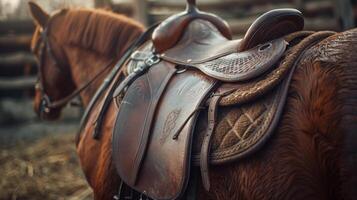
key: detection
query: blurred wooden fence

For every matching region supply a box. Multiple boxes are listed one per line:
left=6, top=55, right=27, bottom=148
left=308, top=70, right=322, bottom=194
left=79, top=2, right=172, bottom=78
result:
left=0, top=20, right=36, bottom=97
left=112, top=0, right=354, bottom=37
left=0, top=0, right=354, bottom=98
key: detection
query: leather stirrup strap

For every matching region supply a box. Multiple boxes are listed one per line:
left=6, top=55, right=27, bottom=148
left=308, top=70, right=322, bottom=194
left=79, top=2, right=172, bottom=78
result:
left=200, top=94, right=221, bottom=191
left=200, top=88, right=235, bottom=191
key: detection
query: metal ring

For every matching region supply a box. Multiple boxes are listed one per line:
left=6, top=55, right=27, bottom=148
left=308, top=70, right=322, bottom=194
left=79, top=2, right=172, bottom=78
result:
left=176, top=66, right=187, bottom=74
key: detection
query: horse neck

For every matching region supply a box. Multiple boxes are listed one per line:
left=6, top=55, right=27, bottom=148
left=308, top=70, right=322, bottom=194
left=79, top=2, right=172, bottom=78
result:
left=64, top=45, right=115, bottom=107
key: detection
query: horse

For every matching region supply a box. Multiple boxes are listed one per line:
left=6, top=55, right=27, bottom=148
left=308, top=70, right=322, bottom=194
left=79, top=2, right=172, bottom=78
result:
left=28, top=2, right=357, bottom=200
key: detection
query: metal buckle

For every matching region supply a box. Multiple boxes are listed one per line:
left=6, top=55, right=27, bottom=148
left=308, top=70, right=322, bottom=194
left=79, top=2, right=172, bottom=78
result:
left=132, top=55, right=160, bottom=74
left=40, top=95, right=51, bottom=114
left=139, top=191, right=148, bottom=200
left=133, top=64, right=144, bottom=73
left=144, top=55, right=160, bottom=66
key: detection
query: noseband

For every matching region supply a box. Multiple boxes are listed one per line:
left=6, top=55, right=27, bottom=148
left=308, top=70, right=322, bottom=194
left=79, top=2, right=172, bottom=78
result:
left=34, top=19, right=115, bottom=117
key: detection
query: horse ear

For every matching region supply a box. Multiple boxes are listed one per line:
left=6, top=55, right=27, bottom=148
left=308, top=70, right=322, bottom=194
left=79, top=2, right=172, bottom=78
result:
left=28, top=1, right=49, bottom=28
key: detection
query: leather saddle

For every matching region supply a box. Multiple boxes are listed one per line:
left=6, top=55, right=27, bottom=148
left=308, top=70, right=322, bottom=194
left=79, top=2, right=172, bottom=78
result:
left=112, top=1, right=304, bottom=199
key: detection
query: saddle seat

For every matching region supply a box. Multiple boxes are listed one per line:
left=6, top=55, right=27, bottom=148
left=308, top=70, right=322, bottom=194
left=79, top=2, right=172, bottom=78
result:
left=153, top=6, right=304, bottom=53
left=160, top=19, right=288, bottom=82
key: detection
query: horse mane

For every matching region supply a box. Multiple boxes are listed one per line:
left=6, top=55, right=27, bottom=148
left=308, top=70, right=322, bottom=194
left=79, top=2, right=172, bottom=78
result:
left=55, top=8, right=145, bottom=57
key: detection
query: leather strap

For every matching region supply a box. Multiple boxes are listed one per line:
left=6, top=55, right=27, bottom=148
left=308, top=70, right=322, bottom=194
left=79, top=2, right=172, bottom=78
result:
left=43, top=59, right=115, bottom=110
left=200, top=94, right=221, bottom=191
left=112, top=54, right=160, bottom=98
left=200, top=87, right=236, bottom=191
left=172, top=107, right=205, bottom=140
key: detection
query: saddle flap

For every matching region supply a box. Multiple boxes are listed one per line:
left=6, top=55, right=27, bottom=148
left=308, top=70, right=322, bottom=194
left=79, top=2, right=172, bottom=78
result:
left=113, top=63, right=216, bottom=199
left=113, top=61, right=177, bottom=186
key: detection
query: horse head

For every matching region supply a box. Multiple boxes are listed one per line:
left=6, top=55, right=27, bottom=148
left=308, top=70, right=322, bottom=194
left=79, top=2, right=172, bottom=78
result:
left=29, top=2, right=76, bottom=120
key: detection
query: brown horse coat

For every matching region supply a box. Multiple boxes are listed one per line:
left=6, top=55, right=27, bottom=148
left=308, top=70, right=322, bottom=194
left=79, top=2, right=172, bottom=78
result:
left=29, top=3, right=357, bottom=200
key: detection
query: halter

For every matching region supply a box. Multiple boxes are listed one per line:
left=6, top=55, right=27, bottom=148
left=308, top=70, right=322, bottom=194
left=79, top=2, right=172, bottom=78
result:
left=34, top=17, right=114, bottom=117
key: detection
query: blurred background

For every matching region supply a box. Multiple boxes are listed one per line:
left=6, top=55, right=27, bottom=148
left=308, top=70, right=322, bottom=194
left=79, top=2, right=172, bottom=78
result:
left=0, top=0, right=356, bottom=199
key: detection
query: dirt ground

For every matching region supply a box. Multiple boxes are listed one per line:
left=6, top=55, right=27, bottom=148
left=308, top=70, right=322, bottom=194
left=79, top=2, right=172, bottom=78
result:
left=0, top=133, right=92, bottom=200
left=0, top=99, right=92, bottom=200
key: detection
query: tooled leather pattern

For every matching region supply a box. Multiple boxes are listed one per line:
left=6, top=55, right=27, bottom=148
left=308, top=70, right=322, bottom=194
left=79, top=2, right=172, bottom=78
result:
left=191, top=88, right=281, bottom=165
left=120, top=31, right=322, bottom=166
left=123, top=44, right=284, bottom=166
left=126, top=41, right=288, bottom=107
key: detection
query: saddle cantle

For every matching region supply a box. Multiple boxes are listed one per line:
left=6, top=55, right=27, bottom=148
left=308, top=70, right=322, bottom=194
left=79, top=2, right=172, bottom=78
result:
left=239, top=8, right=304, bottom=51
left=112, top=1, right=308, bottom=199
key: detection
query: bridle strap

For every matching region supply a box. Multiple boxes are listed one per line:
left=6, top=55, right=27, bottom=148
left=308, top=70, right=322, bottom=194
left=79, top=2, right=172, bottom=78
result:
left=36, top=18, right=116, bottom=111
left=44, top=59, right=116, bottom=109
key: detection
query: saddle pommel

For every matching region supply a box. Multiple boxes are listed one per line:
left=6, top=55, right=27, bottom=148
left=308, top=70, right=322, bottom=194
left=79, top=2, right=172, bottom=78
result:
left=239, top=9, right=304, bottom=52
left=187, top=0, right=196, bottom=6
left=152, top=0, right=232, bottom=53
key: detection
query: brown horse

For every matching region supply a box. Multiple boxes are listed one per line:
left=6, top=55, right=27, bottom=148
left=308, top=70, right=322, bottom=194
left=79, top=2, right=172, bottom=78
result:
left=28, top=2, right=357, bottom=200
